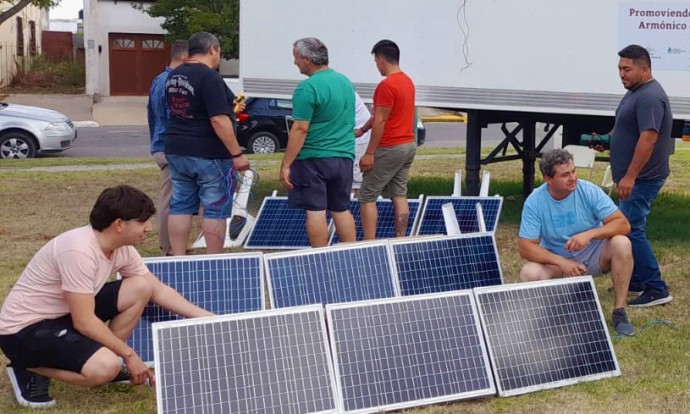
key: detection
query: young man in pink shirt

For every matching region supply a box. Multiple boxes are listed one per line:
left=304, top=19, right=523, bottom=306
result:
left=0, top=185, right=213, bottom=408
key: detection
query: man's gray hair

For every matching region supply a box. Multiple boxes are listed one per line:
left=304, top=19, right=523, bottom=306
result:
left=188, top=32, right=220, bottom=56
left=293, top=37, right=329, bottom=66
left=539, top=148, right=574, bottom=178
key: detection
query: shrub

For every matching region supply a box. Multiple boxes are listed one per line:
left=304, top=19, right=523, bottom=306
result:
left=7, top=55, right=85, bottom=93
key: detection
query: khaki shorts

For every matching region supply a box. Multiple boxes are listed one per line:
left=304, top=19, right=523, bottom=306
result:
left=359, top=142, right=416, bottom=202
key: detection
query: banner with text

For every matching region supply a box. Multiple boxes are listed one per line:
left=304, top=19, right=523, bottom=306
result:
left=619, top=2, right=690, bottom=70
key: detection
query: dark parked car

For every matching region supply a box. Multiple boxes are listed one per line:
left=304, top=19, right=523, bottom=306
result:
left=236, top=97, right=425, bottom=154
left=236, top=98, right=292, bottom=154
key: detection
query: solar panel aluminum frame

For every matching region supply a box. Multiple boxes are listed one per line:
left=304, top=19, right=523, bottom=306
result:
left=388, top=233, right=504, bottom=296
left=415, top=196, right=504, bottom=236
left=473, top=276, right=621, bottom=397
left=326, top=291, right=496, bottom=414
left=264, top=240, right=400, bottom=309
left=119, top=252, right=265, bottom=366
left=328, top=196, right=424, bottom=245
left=152, top=305, right=341, bottom=414
left=244, top=196, right=333, bottom=250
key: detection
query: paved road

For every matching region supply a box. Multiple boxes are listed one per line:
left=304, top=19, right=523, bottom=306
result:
left=53, top=123, right=515, bottom=158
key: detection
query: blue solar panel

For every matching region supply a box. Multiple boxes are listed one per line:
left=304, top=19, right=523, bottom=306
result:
left=329, top=198, right=422, bottom=244
left=153, top=305, right=339, bottom=414
left=474, top=277, right=620, bottom=397
left=245, top=196, right=332, bottom=250
left=326, top=292, right=495, bottom=413
left=126, top=253, right=264, bottom=364
left=264, top=241, right=399, bottom=309
left=390, top=233, right=504, bottom=296
left=416, top=196, right=503, bottom=235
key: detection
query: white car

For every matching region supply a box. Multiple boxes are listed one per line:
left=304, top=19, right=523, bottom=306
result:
left=0, top=103, right=77, bottom=159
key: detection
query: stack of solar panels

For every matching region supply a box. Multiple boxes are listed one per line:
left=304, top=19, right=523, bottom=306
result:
left=152, top=276, right=620, bottom=413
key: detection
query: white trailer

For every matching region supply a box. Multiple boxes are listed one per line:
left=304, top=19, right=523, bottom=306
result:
left=240, top=0, right=690, bottom=195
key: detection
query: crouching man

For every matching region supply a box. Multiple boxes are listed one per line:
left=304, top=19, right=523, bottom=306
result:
left=0, top=185, right=213, bottom=408
left=518, top=149, right=635, bottom=336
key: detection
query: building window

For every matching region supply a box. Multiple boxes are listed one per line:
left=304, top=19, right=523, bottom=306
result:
left=16, top=17, right=24, bottom=56
left=142, top=39, right=164, bottom=49
left=113, top=38, right=135, bottom=48
left=29, top=21, right=36, bottom=56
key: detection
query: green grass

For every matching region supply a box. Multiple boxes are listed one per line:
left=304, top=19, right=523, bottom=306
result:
left=0, top=149, right=689, bottom=413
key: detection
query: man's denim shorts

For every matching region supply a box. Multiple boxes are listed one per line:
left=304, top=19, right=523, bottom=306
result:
left=167, top=155, right=234, bottom=219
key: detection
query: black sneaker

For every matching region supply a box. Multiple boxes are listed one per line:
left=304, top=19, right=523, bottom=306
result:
left=110, top=364, right=131, bottom=384
left=628, top=287, right=673, bottom=308
left=6, top=366, right=56, bottom=408
left=612, top=308, right=635, bottom=336
left=607, top=281, right=644, bottom=296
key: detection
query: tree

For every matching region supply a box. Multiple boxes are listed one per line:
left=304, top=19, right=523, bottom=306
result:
left=141, top=0, right=240, bottom=60
left=0, top=0, right=57, bottom=26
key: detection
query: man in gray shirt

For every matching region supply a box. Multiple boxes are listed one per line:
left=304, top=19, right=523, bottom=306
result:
left=610, top=44, right=672, bottom=307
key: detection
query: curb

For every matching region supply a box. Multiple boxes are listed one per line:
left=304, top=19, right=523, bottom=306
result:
left=73, top=121, right=100, bottom=128
left=421, top=115, right=467, bottom=123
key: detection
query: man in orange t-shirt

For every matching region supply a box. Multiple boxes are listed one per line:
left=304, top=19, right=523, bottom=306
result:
left=357, top=39, right=416, bottom=240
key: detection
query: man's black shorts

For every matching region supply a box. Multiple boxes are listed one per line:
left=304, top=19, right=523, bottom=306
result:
left=288, top=157, right=353, bottom=212
left=0, top=280, right=123, bottom=373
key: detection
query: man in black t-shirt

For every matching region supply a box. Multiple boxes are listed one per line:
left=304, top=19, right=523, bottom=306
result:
left=164, top=32, right=250, bottom=256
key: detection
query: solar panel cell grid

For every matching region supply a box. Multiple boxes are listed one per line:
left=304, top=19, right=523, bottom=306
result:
left=245, top=197, right=327, bottom=249
left=327, top=293, right=495, bottom=413
left=390, top=234, right=503, bottom=295
left=416, top=197, right=503, bottom=235
left=474, top=277, right=619, bottom=397
left=127, top=254, right=264, bottom=364
left=265, top=242, right=398, bottom=309
left=330, top=199, right=421, bottom=244
left=153, top=306, right=338, bottom=414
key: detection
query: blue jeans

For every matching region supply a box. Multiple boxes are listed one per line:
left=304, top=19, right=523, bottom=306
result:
left=167, top=155, right=234, bottom=219
left=618, top=178, right=667, bottom=291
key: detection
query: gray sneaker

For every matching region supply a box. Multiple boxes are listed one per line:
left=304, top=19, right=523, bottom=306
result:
left=612, top=308, right=635, bottom=336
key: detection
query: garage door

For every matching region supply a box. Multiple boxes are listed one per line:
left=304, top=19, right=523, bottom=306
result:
left=109, top=33, right=170, bottom=95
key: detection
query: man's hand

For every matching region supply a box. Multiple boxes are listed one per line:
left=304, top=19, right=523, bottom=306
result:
left=280, top=165, right=293, bottom=190
left=564, top=232, right=592, bottom=253
left=359, top=154, right=374, bottom=173
left=617, top=175, right=635, bottom=200
left=232, top=155, right=250, bottom=172
left=557, top=258, right=587, bottom=277
left=354, top=128, right=364, bottom=138
left=123, top=353, right=155, bottom=387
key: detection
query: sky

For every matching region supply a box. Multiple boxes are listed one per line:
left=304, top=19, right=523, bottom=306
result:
left=50, top=0, right=83, bottom=20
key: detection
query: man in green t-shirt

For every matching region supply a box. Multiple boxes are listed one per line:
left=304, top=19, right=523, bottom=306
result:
left=279, top=37, right=357, bottom=247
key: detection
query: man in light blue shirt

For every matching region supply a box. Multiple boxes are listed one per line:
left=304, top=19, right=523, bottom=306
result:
left=518, top=149, right=635, bottom=336
left=147, top=40, right=188, bottom=255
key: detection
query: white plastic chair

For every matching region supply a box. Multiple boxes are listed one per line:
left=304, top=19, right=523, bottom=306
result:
left=601, top=164, right=615, bottom=195
left=563, top=145, right=596, bottom=181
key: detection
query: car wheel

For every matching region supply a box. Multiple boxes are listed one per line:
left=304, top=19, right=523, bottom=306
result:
left=247, top=132, right=279, bottom=154
left=0, top=131, right=38, bottom=159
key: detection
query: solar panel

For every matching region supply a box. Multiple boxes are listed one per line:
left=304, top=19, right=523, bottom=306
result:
left=326, top=292, right=496, bottom=413
left=329, top=197, right=422, bottom=244
left=153, top=305, right=339, bottom=414
left=416, top=196, right=503, bottom=235
left=474, top=276, right=620, bottom=397
left=264, top=241, right=399, bottom=309
left=389, top=233, right=504, bottom=296
left=244, top=196, right=332, bottom=250
left=126, top=253, right=264, bottom=364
